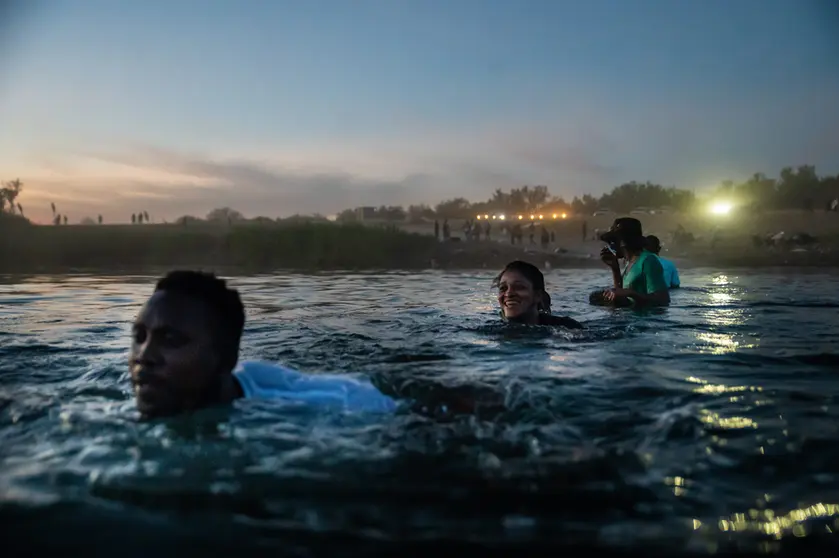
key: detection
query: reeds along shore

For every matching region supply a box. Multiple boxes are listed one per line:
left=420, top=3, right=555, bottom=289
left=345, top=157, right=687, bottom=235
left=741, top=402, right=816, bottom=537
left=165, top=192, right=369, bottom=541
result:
left=0, top=219, right=439, bottom=273
left=2, top=210, right=839, bottom=274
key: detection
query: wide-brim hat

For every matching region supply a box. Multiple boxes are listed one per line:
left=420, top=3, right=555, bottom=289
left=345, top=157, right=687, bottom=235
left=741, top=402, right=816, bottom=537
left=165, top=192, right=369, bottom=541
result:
left=599, top=217, right=644, bottom=244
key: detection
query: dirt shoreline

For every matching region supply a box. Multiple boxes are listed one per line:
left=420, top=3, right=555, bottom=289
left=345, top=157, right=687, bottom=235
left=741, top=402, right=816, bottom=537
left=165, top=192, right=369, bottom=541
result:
left=3, top=245, right=836, bottom=278
left=2, top=216, right=837, bottom=276
left=431, top=240, right=839, bottom=271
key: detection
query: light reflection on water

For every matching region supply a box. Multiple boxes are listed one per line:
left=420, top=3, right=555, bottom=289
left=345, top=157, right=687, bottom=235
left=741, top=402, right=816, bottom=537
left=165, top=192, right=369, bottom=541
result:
left=2, top=268, right=839, bottom=555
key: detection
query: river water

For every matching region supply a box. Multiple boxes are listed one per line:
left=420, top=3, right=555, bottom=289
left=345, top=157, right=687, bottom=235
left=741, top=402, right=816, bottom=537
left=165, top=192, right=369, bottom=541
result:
left=1, top=269, right=839, bottom=556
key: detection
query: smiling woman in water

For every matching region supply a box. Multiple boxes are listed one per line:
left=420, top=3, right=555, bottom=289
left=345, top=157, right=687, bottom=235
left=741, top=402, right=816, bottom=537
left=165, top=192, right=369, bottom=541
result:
left=493, top=260, right=583, bottom=329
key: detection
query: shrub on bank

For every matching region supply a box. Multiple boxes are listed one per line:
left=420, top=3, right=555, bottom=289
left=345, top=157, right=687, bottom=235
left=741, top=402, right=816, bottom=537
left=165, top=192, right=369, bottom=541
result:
left=0, top=221, right=438, bottom=272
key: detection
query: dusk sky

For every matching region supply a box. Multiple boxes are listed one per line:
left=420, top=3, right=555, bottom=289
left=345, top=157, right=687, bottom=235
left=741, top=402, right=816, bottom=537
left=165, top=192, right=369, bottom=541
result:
left=1, top=0, right=837, bottom=223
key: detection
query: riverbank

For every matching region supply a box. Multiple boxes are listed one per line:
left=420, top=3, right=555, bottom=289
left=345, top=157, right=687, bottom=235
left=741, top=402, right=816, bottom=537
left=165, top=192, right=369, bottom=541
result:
left=0, top=221, right=438, bottom=274
left=432, top=240, right=839, bottom=270
left=2, top=219, right=839, bottom=274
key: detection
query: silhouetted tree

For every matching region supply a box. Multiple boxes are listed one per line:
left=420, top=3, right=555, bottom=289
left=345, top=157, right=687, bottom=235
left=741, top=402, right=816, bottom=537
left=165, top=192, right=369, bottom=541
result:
left=407, top=204, right=436, bottom=223
left=131, top=213, right=136, bottom=224
left=434, top=197, right=472, bottom=219
left=98, top=214, right=103, bottom=224
left=331, top=165, right=838, bottom=219
left=0, top=179, right=23, bottom=214
left=335, top=208, right=357, bottom=222
left=175, top=215, right=201, bottom=226
left=63, top=215, right=68, bottom=225
left=206, top=207, right=244, bottom=223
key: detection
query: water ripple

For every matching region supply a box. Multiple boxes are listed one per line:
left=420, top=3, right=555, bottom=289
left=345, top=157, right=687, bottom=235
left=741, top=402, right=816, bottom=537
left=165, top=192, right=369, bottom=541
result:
left=1, top=269, right=839, bottom=555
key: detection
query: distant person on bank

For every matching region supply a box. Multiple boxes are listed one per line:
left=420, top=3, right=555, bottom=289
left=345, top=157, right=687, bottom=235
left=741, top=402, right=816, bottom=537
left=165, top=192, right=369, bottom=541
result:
left=645, top=235, right=680, bottom=289
left=594, top=218, right=670, bottom=308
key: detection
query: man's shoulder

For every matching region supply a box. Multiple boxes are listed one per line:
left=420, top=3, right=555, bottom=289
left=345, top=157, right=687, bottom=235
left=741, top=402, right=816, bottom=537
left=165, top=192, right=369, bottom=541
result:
left=234, top=361, right=301, bottom=394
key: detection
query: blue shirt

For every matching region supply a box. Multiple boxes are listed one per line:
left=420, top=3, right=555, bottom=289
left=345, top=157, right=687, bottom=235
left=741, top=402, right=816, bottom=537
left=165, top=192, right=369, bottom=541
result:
left=233, top=361, right=397, bottom=413
left=657, top=256, right=680, bottom=288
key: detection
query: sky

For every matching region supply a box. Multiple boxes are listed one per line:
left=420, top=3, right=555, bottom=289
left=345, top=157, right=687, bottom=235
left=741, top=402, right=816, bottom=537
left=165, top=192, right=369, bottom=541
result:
left=1, top=0, right=838, bottom=223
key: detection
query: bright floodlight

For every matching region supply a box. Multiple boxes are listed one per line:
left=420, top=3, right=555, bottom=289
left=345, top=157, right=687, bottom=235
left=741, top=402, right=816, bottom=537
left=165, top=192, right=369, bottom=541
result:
left=710, top=202, right=733, bottom=216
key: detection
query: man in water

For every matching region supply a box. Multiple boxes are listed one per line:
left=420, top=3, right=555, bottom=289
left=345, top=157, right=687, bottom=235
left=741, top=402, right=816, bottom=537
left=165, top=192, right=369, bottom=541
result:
left=130, top=270, right=395, bottom=418
left=597, top=217, right=670, bottom=307
left=645, top=235, right=680, bottom=289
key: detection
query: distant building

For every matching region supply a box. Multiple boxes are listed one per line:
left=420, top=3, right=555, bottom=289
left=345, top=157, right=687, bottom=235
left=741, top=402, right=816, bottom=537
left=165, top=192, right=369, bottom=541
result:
left=355, top=206, right=376, bottom=221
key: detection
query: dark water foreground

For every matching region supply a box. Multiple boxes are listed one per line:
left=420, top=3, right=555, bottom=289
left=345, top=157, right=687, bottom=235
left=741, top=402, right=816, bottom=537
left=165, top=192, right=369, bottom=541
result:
left=2, top=270, right=839, bottom=557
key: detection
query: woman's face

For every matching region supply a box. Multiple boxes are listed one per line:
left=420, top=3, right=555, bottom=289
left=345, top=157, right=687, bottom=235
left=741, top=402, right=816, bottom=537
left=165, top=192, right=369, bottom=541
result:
left=496, top=270, right=539, bottom=321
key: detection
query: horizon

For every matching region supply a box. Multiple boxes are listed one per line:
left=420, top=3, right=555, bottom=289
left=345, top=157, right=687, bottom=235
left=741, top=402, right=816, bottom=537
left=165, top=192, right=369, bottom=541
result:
left=1, top=0, right=838, bottom=224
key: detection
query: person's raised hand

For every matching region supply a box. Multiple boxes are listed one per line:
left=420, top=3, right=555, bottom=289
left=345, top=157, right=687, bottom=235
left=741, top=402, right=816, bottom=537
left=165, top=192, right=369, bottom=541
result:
left=600, top=246, right=619, bottom=269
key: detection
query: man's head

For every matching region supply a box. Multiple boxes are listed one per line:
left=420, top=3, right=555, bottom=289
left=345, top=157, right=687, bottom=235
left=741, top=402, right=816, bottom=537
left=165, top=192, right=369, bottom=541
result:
left=599, top=217, right=645, bottom=256
left=645, top=235, right=662, bottom=255
left=129, top=271, right=245, bottom=418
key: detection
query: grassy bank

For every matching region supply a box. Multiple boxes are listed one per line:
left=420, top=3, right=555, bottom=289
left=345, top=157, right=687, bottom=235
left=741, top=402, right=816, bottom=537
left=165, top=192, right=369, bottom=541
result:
left=3, top=211, right=839, bottom=275
left=0, top=220, right=440, bottom=273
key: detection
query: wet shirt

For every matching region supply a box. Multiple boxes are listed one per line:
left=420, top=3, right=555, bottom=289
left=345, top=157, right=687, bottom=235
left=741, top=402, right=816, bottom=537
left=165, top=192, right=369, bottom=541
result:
left=538, top=313, right=584, bottom=329
left=233, top=361, right=397, bottom=412
left=622, top=250, right=668, bottom=295
left=658, top=256, right=680, bottom=288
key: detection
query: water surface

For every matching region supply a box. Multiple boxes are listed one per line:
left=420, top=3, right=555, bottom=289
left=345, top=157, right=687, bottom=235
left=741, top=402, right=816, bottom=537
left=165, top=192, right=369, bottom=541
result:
left=2, top=269, right=839, bottom=556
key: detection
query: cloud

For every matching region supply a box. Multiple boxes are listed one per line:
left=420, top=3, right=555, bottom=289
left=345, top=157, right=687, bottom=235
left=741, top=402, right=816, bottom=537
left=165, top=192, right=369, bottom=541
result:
left=15, top=124, right=622, bottom=223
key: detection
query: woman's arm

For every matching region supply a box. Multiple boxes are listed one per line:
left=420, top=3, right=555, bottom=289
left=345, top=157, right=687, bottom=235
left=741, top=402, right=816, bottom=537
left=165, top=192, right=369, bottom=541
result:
left=600, top=247, right=623, bottom=288
left=619, top=288, right=670, bottom=306
left=607, top=256, right=670, bottom=306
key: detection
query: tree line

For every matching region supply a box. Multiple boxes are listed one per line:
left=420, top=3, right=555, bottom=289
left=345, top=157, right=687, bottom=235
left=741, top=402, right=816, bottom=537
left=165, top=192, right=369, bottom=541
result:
left=336, top=165, right=839, bottom=221
left=3, top=165, right=838, bottom=226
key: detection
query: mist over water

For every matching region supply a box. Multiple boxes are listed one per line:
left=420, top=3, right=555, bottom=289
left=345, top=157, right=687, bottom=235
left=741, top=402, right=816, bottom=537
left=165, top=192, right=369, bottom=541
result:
left=2, top=269, right=839, bottom=556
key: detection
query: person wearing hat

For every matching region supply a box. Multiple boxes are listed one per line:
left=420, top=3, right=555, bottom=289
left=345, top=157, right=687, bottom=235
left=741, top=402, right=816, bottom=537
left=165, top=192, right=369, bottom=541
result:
left=597, top=217, right=670, bottom=307
left=645, top=234, right=680, bottom=289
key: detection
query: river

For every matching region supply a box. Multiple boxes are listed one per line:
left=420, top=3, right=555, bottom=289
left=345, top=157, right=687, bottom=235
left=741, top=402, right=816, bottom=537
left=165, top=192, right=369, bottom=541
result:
left=2, top=269, right=838, bottom=556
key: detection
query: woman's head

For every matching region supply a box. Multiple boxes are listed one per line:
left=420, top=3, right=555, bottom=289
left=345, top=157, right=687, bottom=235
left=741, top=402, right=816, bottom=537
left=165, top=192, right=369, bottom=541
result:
left=600, top=217, right=645, bottom=256
left=493, top=261, right=550, bottom=323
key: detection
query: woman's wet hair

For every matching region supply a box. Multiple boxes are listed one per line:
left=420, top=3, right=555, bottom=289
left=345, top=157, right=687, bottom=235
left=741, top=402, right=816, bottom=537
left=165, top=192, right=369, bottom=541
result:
left=155, top=270, right=245, bottom=370
left=493, top=260, right=552, bottom=313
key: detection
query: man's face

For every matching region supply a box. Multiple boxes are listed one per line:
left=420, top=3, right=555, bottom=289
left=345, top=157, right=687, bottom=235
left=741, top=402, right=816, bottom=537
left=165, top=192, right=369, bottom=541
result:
left=129, top=290, right=224, bottom=418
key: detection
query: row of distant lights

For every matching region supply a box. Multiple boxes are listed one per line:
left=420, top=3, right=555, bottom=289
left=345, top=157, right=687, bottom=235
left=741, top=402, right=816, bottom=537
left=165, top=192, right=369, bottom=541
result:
left=476, top=213, right=568, bottom=221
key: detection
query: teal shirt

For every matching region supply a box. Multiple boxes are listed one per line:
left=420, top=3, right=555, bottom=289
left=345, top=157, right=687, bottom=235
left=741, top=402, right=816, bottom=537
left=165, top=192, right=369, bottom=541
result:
left=622, top=250, right=668, bottom=295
